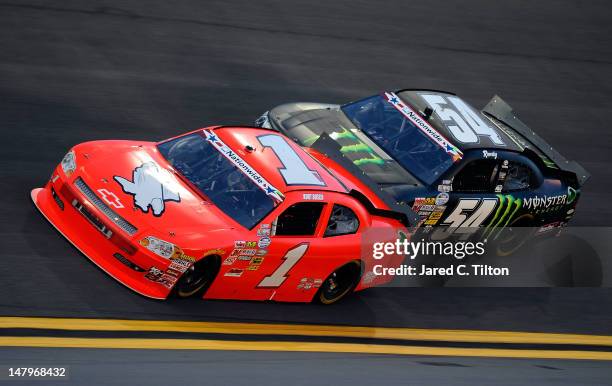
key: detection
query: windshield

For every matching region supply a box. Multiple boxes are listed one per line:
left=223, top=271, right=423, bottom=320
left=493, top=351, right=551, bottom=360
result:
left=157, top=133, right=275, bottom=229
left=341, top=94, right=455, bottom=185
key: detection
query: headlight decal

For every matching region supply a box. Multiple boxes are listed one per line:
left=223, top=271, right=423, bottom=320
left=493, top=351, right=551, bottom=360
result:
left=60, top=150, right=77, bottom=176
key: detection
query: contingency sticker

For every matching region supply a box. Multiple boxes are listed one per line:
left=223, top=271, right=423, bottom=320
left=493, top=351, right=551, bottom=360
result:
left=203, top=129, right=284, bottom=202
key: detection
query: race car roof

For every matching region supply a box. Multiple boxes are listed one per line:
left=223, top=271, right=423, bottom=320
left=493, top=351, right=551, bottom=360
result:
left=209, top=126, right=347, bottom=194
left=396, top=90, right=523, bottom=152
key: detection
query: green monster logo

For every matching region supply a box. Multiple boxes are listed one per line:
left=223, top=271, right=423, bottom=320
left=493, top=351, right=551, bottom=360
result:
left=483, top=194, right=523, bottom=240
left=567, top=186, right=577, bottom=204
left=305, top=127, right=384, bottom=166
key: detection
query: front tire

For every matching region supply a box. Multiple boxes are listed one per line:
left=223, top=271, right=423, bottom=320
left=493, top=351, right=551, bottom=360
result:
left=174, top=255, right=220, bottom=298
left=316, top=261, right=361, bottom=305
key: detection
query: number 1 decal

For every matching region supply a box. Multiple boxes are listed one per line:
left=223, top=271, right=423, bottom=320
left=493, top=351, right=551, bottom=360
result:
left=258, top=243, right=308, bottom=287
left=258, top=134, right=326, bottom=186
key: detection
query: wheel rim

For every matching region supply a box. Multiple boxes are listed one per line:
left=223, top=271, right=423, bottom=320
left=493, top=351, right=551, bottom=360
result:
left=319, top=262, right=360, bottom=304
left=176, top=257, right=218, bottom=297
left=495, top=215, right=534, bottom=256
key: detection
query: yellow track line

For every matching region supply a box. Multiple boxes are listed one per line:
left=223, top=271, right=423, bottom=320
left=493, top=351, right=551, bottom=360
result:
left=1, top=336, right=612, bottom=361
left=1, top=317, right=612, bottom=347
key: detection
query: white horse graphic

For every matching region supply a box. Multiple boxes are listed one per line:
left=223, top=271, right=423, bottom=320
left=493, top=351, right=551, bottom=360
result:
left=114, top=162, right=180, bottom=216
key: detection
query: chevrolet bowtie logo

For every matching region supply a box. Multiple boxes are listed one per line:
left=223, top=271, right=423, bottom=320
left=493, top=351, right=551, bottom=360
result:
left=97, top=188, right=124, bottom=209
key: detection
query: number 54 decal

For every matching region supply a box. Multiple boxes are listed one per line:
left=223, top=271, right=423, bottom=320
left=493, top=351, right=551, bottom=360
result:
left=432, top=198, right=497, bottom=240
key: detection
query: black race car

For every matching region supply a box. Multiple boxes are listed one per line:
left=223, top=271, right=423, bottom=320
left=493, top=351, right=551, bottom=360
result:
left=255, top=90, right=589, bottom=253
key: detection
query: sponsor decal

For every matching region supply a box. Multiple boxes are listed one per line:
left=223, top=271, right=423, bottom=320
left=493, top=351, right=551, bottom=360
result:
left=413, top=197, right=436, bottom=207
left=567, top=187, right=578, bottom=204
left=258, top=236, right=271, bottom=249
left=523, top=194, right=567, bottom=210
left=231, top=249, right=257, bottom=258
left=246, top=241, right=257, bottom=248
left=176, top=253, right=196, bottom=263
left=303, top=193, right=324, bottom=200
left=235, top=241, right=246, bottom=248
left=223, top=256, right=237, bottom=266
left=97, top=188, right=124, bottom=209
left=482, top=195, right=522, bottom=240
left=158, top=273, right=178, bottom=289
left=165, top=268, right=182, bottom=278
left=424, top=211, right=444, bottom=226
left=537, top=221, right=562, bottom=234
left=240, top=249, right=257, bottom=256
left=168, top=259, right=191, bottom=273
left=384, top=92, right=463, bottom=161
left=297, top=277, right=323, bottom=291
left=204, top=129, right=284, bottom=202
left=327, top=126, right=386, bottom=167
left=435, top=193, right=449, bottom=206
left=250, top=257, right=264, bottom=265
left=256, top=249, right=268, bottom=256
left=412, top=197, right=437, bottom=227
left=418, top=205, right=436, bottom=212
left=247, top=256, right=264, bottom=271
left=438, top=184, right=452, bottom=193
left=224, top=268, right=243, bottom=277
left=114, top=162, right=180, bottom=216
left=257, top=228, right=271, bottom=237
left=144, top=266, right=163, bottom=282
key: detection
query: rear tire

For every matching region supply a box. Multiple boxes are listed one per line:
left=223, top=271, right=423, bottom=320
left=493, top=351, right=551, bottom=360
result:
left=316, top=261, right=361, bottom=305
left=491, top=214, right=536, bottom=256
left=174, top=255, right=220, bottom=298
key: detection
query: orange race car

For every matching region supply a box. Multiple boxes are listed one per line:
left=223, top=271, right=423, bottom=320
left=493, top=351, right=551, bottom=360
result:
left=31, top=126, right=412, bottom=303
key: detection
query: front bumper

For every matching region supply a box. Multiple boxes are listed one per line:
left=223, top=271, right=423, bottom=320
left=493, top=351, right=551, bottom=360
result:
left=31, top=177, right=174, bottom=300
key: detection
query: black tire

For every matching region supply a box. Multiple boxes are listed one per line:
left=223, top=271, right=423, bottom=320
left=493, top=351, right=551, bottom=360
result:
left=490, top=214, right=536, bottom=256
left=316, top=261, right=361, bottom=305
left=174, top=255, right=220, bottom=298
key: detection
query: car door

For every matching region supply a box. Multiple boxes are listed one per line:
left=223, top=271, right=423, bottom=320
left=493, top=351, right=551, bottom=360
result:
left=253, top=193, right=332, bottom=301
left=431, top=154, right=502, bottom=240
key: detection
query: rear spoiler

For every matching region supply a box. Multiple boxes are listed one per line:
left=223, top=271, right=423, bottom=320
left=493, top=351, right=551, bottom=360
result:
left=310, top=132, right=420, bottom=228
left=483, top=95, right=590, bottom=186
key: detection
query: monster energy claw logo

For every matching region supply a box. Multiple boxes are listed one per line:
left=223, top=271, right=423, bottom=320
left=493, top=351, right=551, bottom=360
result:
left=483, top=194, right=522, bottom=240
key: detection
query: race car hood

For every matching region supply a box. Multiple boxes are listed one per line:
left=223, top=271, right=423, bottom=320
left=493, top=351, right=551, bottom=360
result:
left=71, top=140, right=237, bottom=244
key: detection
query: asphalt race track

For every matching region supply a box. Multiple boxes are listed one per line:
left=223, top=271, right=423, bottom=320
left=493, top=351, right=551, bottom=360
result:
left=1, top=0, right=612, bottom=384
